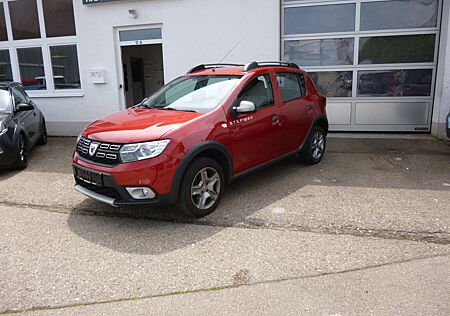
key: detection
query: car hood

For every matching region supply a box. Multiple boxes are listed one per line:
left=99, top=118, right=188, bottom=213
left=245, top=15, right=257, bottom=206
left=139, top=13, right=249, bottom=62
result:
left=83, top=107, right=203, bottom=143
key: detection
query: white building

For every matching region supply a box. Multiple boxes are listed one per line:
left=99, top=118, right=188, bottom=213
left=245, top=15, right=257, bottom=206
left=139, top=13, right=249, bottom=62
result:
left=0, top=0, right=449, bottom=139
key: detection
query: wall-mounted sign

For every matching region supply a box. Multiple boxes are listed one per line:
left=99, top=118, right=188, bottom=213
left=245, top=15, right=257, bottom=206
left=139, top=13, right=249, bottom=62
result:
left=89, top=69, right=106, bottom=84
left=82, top=0, right=123, bottom=5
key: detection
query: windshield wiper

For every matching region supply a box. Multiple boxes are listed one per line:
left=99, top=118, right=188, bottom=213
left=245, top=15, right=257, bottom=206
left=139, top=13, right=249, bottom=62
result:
left=164, top=107, right=198, bottom=113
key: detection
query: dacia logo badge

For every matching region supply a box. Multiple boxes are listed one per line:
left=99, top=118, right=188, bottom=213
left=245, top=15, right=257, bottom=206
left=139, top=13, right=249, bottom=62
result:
left=89, top=142, right=99, bottom=156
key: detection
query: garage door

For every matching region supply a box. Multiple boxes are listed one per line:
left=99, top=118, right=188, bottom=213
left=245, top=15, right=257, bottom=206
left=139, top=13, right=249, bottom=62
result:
left=282, top=0, right=441, bottom=132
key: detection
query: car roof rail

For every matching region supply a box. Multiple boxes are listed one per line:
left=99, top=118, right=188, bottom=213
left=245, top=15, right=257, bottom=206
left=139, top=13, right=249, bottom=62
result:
left=187, top=63, right=244, bottom=74
left=243, top=61, right=300, bottom=72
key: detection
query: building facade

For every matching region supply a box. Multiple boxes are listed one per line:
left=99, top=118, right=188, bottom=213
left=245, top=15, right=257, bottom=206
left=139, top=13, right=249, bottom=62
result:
left=0, top=0, right=449, bottom=139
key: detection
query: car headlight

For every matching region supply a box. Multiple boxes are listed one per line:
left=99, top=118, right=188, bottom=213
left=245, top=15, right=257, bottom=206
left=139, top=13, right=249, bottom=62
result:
left=120, top=139, right=170, bottom=163
left=0, top=121, right=7, bottom=136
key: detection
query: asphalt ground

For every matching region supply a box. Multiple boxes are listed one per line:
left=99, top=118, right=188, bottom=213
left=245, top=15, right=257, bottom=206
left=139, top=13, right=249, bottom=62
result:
left=0, top=136, right=449, bottom=315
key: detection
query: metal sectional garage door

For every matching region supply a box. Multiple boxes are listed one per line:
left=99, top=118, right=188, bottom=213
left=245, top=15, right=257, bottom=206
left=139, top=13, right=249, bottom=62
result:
left=282, top=0, right=441, bottom=132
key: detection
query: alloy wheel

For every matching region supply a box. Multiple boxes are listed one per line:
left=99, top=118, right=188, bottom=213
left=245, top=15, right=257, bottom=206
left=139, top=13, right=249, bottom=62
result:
left=191, top=167, right=221, bottom=210
left=19, top=137, right=26, bottom=162
left=311, top=131, right=325, bottom=160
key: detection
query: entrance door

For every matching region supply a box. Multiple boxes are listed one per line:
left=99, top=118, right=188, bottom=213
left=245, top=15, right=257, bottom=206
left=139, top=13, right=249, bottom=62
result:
left=131, top=58, right=145, bottom=105
left=116, top=26, right=164, bottom=108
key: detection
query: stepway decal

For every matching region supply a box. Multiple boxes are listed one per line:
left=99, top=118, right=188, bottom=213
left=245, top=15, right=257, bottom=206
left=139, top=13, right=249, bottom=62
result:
left=229, top=116, right=253, bottom=126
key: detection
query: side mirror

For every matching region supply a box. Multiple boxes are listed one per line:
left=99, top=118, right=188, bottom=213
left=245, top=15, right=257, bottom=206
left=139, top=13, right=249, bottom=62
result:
left=234, top=100, right=256, bottom=115
left=15, top=103, right=34, bottom=112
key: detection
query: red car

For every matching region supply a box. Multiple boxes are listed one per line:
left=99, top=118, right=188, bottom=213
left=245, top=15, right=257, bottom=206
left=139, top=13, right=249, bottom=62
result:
left=73, top=62, right=328, bottom=217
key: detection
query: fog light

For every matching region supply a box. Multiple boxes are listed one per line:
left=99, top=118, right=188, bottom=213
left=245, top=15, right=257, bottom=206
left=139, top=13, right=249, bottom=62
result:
left=126, top=187, right=155, bottom=200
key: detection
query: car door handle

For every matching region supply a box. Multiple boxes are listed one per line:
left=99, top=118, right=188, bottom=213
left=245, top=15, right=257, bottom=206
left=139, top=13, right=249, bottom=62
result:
left=272, top=114, right=282, bottom=126
left=307, top=105, right=314, bottom=113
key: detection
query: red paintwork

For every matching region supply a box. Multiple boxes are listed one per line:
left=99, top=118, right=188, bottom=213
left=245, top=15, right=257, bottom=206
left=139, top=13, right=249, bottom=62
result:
left=72, top=65, right=326, bottom=197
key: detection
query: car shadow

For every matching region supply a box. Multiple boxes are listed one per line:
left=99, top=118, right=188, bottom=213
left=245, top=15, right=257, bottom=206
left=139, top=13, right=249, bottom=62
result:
left=66, top=137, right=450, bottom=255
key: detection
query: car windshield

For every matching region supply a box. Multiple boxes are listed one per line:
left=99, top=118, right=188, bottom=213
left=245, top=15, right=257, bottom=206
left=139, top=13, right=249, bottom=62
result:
left=141, top=75, right=242, bottom=113
left=0, top=88, right=11, bottom=113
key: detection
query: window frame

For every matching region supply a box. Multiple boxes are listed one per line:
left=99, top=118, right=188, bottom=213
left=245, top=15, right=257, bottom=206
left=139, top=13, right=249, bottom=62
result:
left=0, top=0, right=82, bottom=98
left=275, top=71, right=306, bottom=103
left=235, top=73, right=275, bottom=111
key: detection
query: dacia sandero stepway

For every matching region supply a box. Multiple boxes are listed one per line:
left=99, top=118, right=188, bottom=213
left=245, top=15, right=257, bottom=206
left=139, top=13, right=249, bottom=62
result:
left=73, top=61, right=328, bottom=217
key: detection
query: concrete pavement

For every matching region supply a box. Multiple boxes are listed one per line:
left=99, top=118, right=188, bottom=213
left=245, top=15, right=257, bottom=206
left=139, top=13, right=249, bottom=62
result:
left=0, top=136, right=449, bottom=314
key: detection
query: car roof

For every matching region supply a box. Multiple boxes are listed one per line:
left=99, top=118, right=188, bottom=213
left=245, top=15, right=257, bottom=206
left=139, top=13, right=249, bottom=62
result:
left=186, top=61, right=304, bottom=76
left=0, top=81, right=19, bottom=88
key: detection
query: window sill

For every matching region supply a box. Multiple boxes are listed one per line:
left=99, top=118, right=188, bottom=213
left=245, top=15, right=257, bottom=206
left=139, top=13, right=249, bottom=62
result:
left=27, top=91, right=84, bottom=98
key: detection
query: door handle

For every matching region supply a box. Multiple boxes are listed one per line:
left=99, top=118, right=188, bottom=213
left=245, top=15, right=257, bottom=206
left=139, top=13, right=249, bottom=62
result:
left=307, top=105, right=314, bottom=113
left=272, top=114, right=282, bottom=126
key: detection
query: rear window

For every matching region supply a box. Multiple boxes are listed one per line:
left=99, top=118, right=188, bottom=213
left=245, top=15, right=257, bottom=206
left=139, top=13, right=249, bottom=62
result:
left=276, top=72, right=305, bottom=102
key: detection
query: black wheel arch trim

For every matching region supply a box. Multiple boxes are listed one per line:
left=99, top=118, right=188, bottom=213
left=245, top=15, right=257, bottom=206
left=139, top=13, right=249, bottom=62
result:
left=169, top=141, right=233, bottom=204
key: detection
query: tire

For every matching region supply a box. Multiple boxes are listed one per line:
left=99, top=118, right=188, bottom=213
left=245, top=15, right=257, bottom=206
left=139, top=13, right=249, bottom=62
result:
left=13, top=134, right=28, bottom=170
left=37, top=119, right=48, bottom=145
left=177, top=157, right=225, bottom=218
left=299, top=125, right=326, bottom=165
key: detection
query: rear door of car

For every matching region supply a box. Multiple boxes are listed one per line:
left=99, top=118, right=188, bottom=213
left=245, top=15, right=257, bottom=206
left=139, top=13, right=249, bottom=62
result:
left=12, top=86, right=40, bottom=144
left=275, top=72, right=314, bottom=152
left=227, top=72, right=285, bottom=174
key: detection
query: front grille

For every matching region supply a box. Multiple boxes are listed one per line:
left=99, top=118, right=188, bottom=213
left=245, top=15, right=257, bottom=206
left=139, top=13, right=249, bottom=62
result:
left=77, top=136, right=122, bottom=166
left=75, top=177, right=121, bottom=200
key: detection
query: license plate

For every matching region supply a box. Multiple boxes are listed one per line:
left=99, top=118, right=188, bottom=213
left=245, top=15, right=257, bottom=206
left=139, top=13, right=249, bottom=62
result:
left=75, top=167, right=103, bottom=186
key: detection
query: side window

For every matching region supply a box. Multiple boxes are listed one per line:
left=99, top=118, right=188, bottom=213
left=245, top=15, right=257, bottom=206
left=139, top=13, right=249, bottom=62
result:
left=298, top=74, right=307, bottom=96
left=12, top=87, right=28, bottom=106
left=237, top=74, right=274, bottom=109
left=276, top=72, right=304, bottom=102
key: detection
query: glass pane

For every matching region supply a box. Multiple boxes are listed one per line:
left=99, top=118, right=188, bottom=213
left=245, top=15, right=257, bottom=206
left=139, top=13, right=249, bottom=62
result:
left=357, top=69, right=433, bottom=97
left=284, top=4, right=355, bottom=35
left=43, top=0, right=76, bottom=37
left=238, top=75, right=274, bottom=109
left=0, top=50, right=12, bottom=82
left=359, top=35, right=436, bottom=64
left=119, top=28, right=162, bottom=42
left=276, top=73, right=302, bottom=102
left=285, top=38, right=353, bottom=66
left=309, top=71, right=352, bottom=97
left=0, top=5, right=7, bottom=41
left=360, top=0, right=438, bottom=31
left=17, top=47, right=46, bottom=90
left=50, top=45, right=81, bottom=89
left=9, top=0, right=41, bottom=40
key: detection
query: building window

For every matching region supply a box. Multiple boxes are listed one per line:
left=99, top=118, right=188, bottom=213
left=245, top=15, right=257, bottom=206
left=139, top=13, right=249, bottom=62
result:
left=284, top=38, right=354, bottom=67
left=0, top=50, right=12, bottom=81
left=308, top=71, right=353, bottom=98
left=17, top=47, right=46, bottom=90
left=0, top=5, right=8, bottom=41
left=9, top=0, right=41, bottom=40
left=42, top=0, right=76, bottom=37
left=360, top=0, right=438, bottom=31
left=50, top=45, right=81, bottom=89
left=284, top=4, right=355, bottom=35
left=359, top=35, right=436, bottom=65
left=357, top=69, right=433, bottom=97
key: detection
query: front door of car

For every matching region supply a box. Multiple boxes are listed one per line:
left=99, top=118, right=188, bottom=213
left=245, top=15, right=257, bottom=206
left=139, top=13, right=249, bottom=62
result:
left=12, top=86, right=39, bottom=143
left=227, top=73, right=285, bottom=174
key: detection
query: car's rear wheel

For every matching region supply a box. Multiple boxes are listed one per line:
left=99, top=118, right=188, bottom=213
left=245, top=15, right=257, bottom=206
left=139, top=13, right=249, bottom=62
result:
left=37, top=119, right=48, bottom=145
left=177, top=157, right=225, bottom=218
left=13, top=134, right=28, bottom=170
left=299, top=125, right=326, bottom=165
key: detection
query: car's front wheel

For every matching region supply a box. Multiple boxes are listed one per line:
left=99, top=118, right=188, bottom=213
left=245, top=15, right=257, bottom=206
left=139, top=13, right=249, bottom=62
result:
left=13, top=134, right=28, bottom=170
left=177, top=157, right=225, bottom=218
left=299, top=125, right=326, bottom=165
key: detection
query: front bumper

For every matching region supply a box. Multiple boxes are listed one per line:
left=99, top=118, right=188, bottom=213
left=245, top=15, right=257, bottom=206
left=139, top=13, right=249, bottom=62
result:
left=73, top=163, right=175, bottom=207
left=0, top=134, right=15, bottom=167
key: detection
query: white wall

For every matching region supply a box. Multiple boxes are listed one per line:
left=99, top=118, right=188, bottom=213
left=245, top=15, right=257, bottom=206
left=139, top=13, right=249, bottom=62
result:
left=432, top=0, right=450, bottom=140
left=39, top=0, right=280, bottom=136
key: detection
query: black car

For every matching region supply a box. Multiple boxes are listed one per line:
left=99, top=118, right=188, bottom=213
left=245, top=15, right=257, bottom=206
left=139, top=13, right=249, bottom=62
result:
left=0, top=82, right=47, bottom=169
